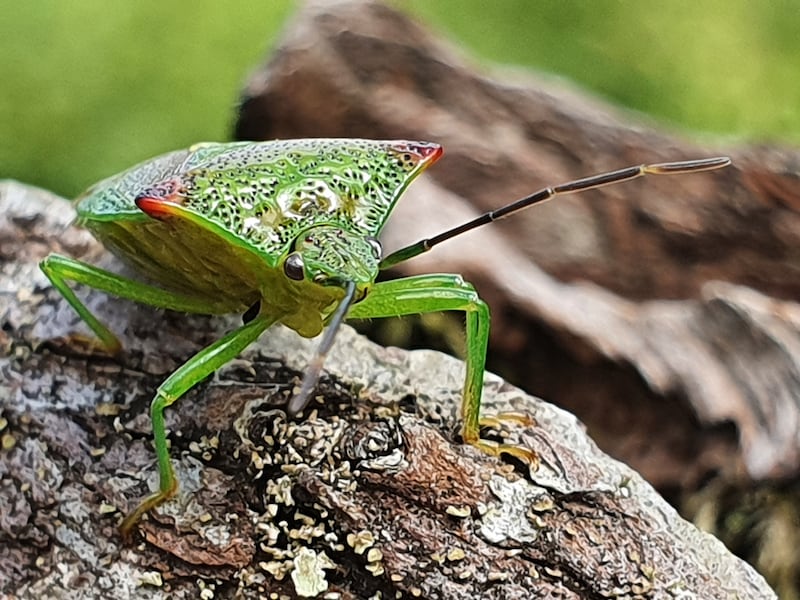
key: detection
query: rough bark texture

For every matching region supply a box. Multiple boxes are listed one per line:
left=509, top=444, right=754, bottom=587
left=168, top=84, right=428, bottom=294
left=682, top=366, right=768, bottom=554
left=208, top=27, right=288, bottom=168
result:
left=235, top=0, right=800, bottom=494
left=0, top=179, right=776, bottom=597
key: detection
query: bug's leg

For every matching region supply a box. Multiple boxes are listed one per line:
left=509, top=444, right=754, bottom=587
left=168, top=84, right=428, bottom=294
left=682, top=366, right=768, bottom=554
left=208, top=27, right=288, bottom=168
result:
left=119, top=308, right=279, bottom=538
left=348, top=274, right=537, bottom=464
left=40, top=254, right=228, bottom=353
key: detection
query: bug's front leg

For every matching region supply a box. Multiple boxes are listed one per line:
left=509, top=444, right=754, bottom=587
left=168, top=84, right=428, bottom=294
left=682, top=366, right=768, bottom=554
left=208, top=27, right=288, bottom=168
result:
left=347, top=274, right=536, bottom=464
left=119, top=309, right=279, bottom=538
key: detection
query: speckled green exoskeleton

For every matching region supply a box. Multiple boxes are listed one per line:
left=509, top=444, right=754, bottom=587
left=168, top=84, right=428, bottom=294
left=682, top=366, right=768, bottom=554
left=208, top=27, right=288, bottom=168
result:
left=39, top=139, right=730, bottom=536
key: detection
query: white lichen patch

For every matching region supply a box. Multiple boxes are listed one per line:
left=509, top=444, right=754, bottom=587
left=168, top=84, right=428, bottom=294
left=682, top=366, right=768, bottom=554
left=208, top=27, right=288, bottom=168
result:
left=98, top=502, right=118, bottom=515
left=95, top=402, right=123, bottom=417
left=479, top=476, right=544, bottom=544
left=487, top=571, right=508, bottom=582
left=199, top=587, right=214, bottom=600
left=445, top=505, right=471, bottom=518
left=232, top=402, right=282, bottom=451
left=291, top=547, right=335, bottom=597
left=446, top=548, right=466, bottom=562
left=457, top=569, right=473, bottom=580
left=137, top=570, right=163, bottom=587
left=347, top=529, right=375, bottom=554
left=259, top=559, right=293, bottom=580
left=265, top=475, right=296, bottom=507
left=2, top=431, right=17, bottom=449
left=200, top=524, right=233, bottom=547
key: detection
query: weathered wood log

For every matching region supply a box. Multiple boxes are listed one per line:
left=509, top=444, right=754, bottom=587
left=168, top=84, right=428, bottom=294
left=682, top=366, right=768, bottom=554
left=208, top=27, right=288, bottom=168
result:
left=236, top=0, right=800, bottom=491
left=0, top=179, right=777, bottom=597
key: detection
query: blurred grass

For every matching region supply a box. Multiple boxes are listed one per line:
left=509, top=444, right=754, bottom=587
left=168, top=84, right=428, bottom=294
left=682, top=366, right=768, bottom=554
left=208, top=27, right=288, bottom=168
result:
left=1, top=1, right=799, bottom=198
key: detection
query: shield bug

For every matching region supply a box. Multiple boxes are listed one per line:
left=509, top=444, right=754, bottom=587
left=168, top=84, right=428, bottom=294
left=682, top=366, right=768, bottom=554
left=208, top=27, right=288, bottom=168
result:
left=39, top=139, right=730, bottom=536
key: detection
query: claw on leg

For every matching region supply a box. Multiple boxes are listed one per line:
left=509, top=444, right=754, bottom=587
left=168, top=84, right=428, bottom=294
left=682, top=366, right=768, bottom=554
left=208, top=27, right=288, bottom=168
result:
left=464, top=412, right=539, bottom=467
left=469, top=437, right=540, bottom=467
left=119, top=477, right=178, bottom=540
left=56, top=332, right=122, bottom=356
left=479, top=411, right=535, bottom=429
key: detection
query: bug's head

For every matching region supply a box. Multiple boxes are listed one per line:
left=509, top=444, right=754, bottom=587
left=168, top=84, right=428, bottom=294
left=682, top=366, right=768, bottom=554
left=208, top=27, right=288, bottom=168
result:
left=282, top=224, right=381, bottom=299
left=281, top=224, right=383, bottom=415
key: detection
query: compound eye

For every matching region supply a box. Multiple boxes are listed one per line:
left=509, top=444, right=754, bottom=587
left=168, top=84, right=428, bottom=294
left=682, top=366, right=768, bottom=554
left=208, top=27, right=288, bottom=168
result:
left=283, top=253, right=305, bottom=281
left=366, top=236, right=382, bottom=259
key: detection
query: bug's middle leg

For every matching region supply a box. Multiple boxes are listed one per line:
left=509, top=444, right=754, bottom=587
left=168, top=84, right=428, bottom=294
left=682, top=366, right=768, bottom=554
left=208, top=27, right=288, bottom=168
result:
left=347, top=274, right=536, bottom=464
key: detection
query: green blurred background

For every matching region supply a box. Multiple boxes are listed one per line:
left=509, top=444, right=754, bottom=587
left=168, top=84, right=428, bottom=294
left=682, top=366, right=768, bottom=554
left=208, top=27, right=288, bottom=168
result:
left=1, top=0, right=798, bottom=199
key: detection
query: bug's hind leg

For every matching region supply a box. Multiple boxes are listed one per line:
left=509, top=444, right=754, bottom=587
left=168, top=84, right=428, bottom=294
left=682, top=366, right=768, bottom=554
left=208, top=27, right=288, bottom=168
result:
left=40, top=254, right=233, bottom=353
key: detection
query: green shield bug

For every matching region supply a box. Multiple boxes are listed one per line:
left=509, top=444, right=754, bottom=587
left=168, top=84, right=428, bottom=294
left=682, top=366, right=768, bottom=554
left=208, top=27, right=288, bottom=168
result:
left=39, top=139, right=730, bottom=537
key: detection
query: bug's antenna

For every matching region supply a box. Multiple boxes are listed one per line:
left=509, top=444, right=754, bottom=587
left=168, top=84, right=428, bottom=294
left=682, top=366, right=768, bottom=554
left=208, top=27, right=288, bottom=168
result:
left=380, top=156, right=731, bottom=269
left=288, top=280, right=358, bottom=415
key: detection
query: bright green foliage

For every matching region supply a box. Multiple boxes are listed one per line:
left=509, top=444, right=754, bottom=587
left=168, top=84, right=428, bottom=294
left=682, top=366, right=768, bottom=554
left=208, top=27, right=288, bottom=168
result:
left=405, top=0, right=800, bottom=143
